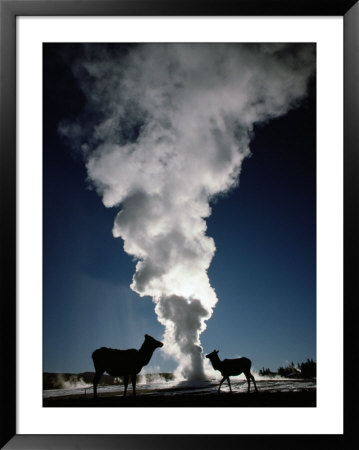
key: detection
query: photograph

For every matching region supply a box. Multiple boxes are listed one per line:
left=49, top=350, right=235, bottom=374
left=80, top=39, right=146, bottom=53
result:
left=42, top=42, right=317, bottom=409
left=2, top=0, right=357, bottom=447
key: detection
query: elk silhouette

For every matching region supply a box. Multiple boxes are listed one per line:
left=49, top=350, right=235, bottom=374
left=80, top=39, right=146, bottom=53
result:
left=206, top=350, right=258, bottom=394
left=92, top=334, right=163, bottom=398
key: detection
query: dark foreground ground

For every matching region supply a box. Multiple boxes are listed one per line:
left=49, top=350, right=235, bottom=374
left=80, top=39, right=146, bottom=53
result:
left=43, top=387, right=316, bottom=408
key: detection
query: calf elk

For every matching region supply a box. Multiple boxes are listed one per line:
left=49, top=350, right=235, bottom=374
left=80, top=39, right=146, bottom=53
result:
left=206, top=350, right=258, bottom=394
left=92, top=334, right=163, bottom=398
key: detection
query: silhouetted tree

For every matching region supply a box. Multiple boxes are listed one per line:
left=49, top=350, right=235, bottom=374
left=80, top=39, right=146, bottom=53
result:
left=259, top=367, right=273, bottom=376
left=277, top=359, right=316, bottom=379
left=299, top=358, right=316, bottom=378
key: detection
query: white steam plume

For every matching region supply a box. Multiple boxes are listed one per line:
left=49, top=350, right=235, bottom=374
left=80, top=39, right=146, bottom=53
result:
left=59, top=43, right=315, bottom=380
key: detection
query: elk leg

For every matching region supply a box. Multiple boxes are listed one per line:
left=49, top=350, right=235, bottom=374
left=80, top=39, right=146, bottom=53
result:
left=218, top=376, right=226, bottom=394
left=131, top=374, right=136, bottom=397
left=244, top=372, right=251, bottom=393
left=250, top=373, right=258, bottom=392
left=227, top=377, right=233, bottom=393
left=93, top=370, right=103, bottom=399
left=123, top=374, right=129, bottom=396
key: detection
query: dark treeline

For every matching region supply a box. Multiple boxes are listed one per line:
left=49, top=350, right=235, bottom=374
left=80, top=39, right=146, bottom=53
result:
left=43, top=372, right=175, bottom=390
left=259, top=359, right=316, bottom=379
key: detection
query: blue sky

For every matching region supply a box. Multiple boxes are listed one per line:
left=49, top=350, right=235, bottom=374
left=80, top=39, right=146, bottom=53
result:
left=43, top=44, right=316, bottom=375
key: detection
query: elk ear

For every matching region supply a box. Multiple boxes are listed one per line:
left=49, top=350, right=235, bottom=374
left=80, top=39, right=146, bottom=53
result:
left=145, top=334, right=148, bottom=338
left=216, top=350, right=219, bottom=353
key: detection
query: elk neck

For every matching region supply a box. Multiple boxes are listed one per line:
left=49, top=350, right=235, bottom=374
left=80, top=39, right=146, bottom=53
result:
left=210, top=354, right=222, bottom=371
left=139, top=341, right=156, bottom=365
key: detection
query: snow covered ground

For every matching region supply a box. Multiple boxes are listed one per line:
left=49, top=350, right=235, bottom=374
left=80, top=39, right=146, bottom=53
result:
left=43, top=377, right=316, bottom=399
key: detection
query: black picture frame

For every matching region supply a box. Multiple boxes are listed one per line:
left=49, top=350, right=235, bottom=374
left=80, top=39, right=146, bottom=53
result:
left=1, top=0, right=357, bottom=448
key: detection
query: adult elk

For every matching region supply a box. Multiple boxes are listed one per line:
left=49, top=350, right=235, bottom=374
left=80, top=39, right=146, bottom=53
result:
left=92, top=334, right=163, bottom=398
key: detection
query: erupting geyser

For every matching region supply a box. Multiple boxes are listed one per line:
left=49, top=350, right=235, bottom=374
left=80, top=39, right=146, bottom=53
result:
left=60, top=43, right=315, bottom=380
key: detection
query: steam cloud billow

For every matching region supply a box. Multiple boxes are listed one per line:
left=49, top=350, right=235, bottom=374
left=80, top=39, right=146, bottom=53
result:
left=60, top=44, right=315, bottom=380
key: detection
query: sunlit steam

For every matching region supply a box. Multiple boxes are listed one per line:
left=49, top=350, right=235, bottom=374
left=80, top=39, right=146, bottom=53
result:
left=59, top=43, right=315, bottom=379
